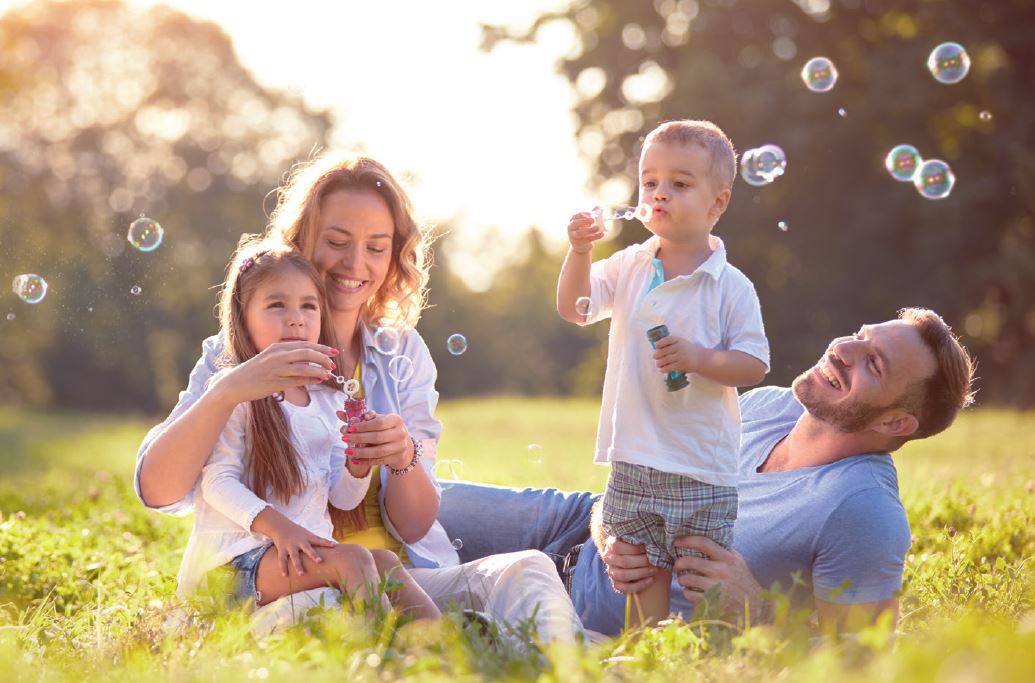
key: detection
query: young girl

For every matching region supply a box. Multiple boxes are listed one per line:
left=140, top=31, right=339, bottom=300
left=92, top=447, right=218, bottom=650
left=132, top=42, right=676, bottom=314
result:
left=177, top=242, right=439, bottom=620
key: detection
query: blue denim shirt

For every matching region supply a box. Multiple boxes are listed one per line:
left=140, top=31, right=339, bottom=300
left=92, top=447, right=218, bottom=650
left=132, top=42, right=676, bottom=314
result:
left=134, top=323, right=460, bottom=569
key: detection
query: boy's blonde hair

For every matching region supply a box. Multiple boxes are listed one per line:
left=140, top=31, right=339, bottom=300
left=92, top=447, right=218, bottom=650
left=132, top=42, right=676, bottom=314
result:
left=643, top=120, right=737, bottom=192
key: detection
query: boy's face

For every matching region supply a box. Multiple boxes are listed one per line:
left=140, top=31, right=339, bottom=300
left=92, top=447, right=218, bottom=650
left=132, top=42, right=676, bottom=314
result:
left=638, top=140, right=730, bottom=244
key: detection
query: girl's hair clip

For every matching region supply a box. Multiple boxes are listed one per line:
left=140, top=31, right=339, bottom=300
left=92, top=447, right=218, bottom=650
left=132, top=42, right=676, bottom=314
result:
left=238, top=250, right=268, bottom=274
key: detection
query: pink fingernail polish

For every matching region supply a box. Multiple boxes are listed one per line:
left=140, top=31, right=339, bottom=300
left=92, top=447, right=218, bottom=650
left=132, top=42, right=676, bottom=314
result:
left=345, top=447, right=354, bottom=455
left=347, top=426, right=357, bottom=433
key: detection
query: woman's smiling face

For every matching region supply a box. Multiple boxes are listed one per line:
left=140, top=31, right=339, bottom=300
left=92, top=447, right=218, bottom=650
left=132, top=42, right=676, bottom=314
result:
left=310, top=189, right=395, bottom=317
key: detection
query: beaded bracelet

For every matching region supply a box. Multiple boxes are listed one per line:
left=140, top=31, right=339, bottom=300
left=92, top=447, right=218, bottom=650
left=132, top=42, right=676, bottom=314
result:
left=388, top=438, right=423, bottom=476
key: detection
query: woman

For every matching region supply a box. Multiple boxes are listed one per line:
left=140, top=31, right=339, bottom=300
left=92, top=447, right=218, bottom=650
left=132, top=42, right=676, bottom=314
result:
left=136, top=153, right=582, bottom=643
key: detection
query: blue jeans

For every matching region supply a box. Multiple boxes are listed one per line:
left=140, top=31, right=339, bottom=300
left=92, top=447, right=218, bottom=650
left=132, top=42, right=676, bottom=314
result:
left=437, top=481, right=628, bottom=634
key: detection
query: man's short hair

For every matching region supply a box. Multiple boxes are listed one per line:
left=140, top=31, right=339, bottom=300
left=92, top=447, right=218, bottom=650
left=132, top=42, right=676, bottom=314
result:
left=896, top=307, right=976, bottom=442
left=643, top=120, right=737, bottom=192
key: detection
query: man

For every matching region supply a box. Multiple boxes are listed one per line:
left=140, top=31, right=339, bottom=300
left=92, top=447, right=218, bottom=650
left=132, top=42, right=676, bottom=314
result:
left=437, top=308, right=975, bottom=634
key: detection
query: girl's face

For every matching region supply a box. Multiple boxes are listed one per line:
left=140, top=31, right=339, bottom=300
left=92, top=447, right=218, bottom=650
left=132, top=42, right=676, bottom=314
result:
left=310, top=189, right=395, bottom=317
left=244, top=267, right=322, bottom=352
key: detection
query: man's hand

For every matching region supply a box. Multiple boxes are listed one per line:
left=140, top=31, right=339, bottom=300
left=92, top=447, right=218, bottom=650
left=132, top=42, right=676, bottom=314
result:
left=600, top=535, right=664, bottom=594
left=672, top=536, right=766, bottom=619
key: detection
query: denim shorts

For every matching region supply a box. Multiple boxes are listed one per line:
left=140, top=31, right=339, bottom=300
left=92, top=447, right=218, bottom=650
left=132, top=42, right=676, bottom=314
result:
left=227, top=542, right=273, bottom=606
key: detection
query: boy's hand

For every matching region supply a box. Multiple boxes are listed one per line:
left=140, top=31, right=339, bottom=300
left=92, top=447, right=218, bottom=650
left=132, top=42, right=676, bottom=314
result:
left=567, top=210, right=604, bottom=254
left=652, top=335, right=703, bottom=375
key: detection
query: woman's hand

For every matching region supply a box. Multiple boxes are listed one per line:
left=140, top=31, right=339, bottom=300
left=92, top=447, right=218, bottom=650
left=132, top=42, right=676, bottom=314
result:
left=337, top=409, right=414, bottom=471
left=210, top=341, right=339, bottom=406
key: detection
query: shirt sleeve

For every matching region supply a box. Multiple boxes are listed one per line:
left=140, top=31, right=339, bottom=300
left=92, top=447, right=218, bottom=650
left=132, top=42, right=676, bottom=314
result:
left=585, top=245, right=631, bottom=326
left=812, top=488, right=912, bottom=604
left=721, top=277, right=770, bottom=371
left=395, top=329, right=443, bottom=494
left=134, top=334, right=222, bottom=516
left=327, top=434, right=372, bottom=511
left=199, top=402, right=270, bottom=532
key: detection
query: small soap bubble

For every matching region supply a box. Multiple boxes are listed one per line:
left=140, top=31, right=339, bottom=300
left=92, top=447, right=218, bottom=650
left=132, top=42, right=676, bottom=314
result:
left=12, top=274, right=48, bottom=304
left=914, top=159, right=955, bottom=200
left=927, top=42, right=970, bottom=84
left=801, top=56, right=838, bottom=92
left=373, top=326, right=401, bottom=355
left=388, top=355, right=414, bottom=382
left=979, top=110, right=992, bottom=122
left=884, top=145, right=922, bottom=182
left=130, top=285, right=142, bottom=296
left=446, top=333, right=468, bottom=356
left=575, top=296, right=594, bottom=318
left=5, top=313, right=14, bottom=321
left=527, top=443, right=544, bottom=464
left=837, top=107, right=847, bottom=117
left=451, top=538, right=464, bottom=550
left=777, top=220, right=789, bottom=232
left=127, top=215, right=164, bottom=252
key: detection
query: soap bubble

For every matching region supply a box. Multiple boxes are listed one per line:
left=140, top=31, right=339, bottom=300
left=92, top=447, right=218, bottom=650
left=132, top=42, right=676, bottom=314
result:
left=837, top=107, right=847, bottom=117
left=884, top=145, right=922, bottom=182
left=778, top=221, right=789, bottom=232
left=575, top=296, right=596, bottom=319
left=12, top=274, right=47, bottom=304
left=127, top=215, right=164, bottom=252
left=927, top=42, right=970, bottom=84
left=373, top=326, right=401, bottom=355
left=801, top=56, right=838, bottom=92
left=388, top=355, right=414, bottom=382
left=130, top=285, right=142, bottom=296
left=451, top=538, right=464, bottom=550
left=446, top=333, right=468, bottom=356
left=914, top=159, right=955, bottom=200
left=740, top=145, right=787, bottom=186
left=979, top=110, right=992, bottom=122
left=5, top=313, right=14, bottom=321
left=528, top=444, right=544, bottom=464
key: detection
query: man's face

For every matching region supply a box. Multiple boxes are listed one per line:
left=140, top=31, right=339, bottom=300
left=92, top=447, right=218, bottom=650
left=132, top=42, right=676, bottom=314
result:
left=792, top=320, right=937, bottom=432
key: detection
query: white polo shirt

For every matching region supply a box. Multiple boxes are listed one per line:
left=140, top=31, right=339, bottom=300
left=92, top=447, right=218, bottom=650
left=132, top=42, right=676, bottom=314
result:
left=585, top=234, right=770, bottom=487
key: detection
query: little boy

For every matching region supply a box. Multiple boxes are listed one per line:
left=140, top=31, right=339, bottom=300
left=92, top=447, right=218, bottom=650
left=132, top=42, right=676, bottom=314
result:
left=557, top=120, right=770, bottom=626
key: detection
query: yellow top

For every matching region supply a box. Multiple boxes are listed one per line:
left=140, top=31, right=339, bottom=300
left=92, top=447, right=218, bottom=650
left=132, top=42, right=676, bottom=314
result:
left=333, top=362, right=409, bottom=564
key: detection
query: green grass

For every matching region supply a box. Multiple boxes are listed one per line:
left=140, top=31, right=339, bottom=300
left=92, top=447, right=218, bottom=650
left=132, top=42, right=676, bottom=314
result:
left=1, top=400, right=1034, bottom=681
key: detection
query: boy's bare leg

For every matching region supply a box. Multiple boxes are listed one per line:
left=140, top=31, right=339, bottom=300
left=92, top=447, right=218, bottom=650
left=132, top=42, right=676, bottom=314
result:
left=370, top=549, right=441, bottom=620
left=629, top=568, right=671, bottom=627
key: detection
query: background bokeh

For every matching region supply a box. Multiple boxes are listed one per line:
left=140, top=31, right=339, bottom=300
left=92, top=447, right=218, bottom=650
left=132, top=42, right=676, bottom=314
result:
left=2, top=0, right=1032, bottom=413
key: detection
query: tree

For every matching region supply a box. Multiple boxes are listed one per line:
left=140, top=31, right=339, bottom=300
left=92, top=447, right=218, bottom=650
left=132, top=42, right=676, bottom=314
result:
left=0, top=0, right=332, bottom=411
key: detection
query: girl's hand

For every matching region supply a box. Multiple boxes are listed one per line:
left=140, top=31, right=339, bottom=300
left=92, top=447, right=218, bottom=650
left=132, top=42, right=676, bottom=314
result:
left=210, top=341, right=339, bottom=405
left=567, top=210, right=604, bottom=254
left=265, top=516, right=338, bottom=577
left=652, top=335, right=702, bottom=375
left=336, top=409, right=414, bottom=472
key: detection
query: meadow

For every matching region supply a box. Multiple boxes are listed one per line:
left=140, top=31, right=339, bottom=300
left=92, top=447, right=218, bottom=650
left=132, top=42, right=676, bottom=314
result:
left=1, top=399, right=1033, bottom=682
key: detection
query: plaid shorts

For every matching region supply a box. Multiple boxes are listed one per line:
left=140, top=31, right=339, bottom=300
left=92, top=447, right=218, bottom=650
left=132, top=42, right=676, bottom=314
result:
left=601, top=461, right=737, bottom=571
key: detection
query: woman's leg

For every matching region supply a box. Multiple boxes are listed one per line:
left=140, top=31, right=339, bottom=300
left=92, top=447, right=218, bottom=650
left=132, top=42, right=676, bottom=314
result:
left=437, top=482, right=599, bottom=568
left=410, top=550, right=584, bottom=644
left=254, top=543, right=388, bottom=612
left=369, top=549, right=441, bottom=620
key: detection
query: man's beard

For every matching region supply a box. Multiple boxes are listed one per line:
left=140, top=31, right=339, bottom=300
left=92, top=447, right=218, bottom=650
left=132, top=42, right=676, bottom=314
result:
left=791, top=368, right=885, bottom=433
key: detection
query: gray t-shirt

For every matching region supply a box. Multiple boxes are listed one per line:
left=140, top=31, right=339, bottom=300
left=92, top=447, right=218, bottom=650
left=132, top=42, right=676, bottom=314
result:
left=573, top=386, right=912, bottom=633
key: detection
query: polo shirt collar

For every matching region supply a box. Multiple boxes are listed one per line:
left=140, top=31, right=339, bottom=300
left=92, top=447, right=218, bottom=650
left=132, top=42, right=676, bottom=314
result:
left=634, top=234, right=728, bottom=281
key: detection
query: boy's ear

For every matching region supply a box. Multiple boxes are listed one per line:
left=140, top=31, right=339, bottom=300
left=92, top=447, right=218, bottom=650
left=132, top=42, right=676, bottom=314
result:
left=710, top=188, right=732, bottom=223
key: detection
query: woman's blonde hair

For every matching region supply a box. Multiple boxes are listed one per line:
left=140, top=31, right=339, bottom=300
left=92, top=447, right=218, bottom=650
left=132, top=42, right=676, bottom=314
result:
left=216, top=238, right=341, bottom=503
left=266, top=152, right=432, bottom=330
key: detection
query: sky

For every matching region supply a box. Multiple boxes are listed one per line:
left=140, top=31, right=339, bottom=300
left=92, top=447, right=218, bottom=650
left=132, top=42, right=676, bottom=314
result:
left=5, top=0, right=612, bottom=289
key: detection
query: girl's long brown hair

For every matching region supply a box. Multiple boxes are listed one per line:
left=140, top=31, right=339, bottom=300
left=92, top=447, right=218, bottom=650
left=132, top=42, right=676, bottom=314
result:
left=217, top=239, right=341, bottom=504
